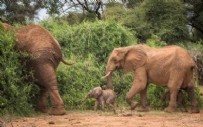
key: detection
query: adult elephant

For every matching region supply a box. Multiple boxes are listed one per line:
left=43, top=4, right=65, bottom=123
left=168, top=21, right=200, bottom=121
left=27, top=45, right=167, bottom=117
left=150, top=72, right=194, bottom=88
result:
left=1, top=23, right=72, bottom=115
left=103, top=44, right=200, bottom=113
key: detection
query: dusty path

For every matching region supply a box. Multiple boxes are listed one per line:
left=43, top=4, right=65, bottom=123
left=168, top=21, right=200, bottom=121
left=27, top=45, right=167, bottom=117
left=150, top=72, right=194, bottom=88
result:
left=1, top=110, right=203, bottom=127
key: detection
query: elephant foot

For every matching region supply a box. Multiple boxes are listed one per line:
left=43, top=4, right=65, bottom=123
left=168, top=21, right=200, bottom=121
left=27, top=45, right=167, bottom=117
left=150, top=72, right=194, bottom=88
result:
left=190, top=106, right=200, bottom=113
left=113, top=110, right=117, bottom=114
left=49, top=106, right=66, bottom=115
left=35, top=106, right=48, bottom=113
left=178, top=107, right=188, bottom=113
left=137, top=107, right=149, bottom=112
left=122, top=110, right=133, bottom=117
left=130, top=101, right=139, bottom=110
left=164, top=107, right=175, bottom=113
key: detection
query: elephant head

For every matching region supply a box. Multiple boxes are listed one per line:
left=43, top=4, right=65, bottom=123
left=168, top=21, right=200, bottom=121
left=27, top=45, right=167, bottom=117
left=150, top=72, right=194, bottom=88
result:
left=87, top=86, right=103, bottom=98
left=104, top=45, right=147, bottom=89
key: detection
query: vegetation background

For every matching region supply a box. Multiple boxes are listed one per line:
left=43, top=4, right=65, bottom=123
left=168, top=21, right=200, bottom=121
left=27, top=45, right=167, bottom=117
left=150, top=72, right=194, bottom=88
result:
left=0, top=0, right=203, bottom=116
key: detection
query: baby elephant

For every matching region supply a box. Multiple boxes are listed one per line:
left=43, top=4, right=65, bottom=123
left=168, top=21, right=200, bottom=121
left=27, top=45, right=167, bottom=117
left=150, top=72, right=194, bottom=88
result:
left=86, top=86, right=117, bottom=113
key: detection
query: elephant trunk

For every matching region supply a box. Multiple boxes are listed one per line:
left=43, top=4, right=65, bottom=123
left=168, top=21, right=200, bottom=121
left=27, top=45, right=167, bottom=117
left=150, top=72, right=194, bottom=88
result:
left=105, top=71, right=113, bottom=89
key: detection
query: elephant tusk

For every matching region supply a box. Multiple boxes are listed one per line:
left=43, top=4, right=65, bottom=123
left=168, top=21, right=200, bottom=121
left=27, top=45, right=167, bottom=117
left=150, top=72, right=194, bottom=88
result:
left=101, top=71, right=111, bottom=79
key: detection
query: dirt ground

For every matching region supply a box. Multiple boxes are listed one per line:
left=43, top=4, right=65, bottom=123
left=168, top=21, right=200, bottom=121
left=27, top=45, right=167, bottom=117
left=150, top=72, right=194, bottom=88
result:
left=1, top=109, right=203, bottom=127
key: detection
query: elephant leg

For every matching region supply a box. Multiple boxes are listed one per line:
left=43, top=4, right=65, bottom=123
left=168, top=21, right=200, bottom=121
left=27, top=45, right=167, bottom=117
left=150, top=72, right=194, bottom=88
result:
left=100, top=100, right=105, bottom=111
left=186, top=86, right=200, bottom=113
left=106, top=98, right=116, bottom=113
left=138, top=86, right=149, bottom=112
left=125, top=67, right=147, bottom=110
left=165, top=73, right=183, bottom=112
left=164, top=89, right=178, bottom=112
left=177, top=90, right=187, bottom=112
left=35, top=86, right=49, bottom=113
left=94, top=101, right=99, bottom=111
left=48, top=86, right=65, bottom=115
left=34, top=63, right=65, bottom=115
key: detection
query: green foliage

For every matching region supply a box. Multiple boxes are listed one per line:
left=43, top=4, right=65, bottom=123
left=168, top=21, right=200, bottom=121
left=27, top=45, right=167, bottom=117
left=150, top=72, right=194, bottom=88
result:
left=120, top=0, right=189, bottom=43
left=0, top=1, right=44, bottom=24
left=61, top=13, right=82, bottom=25
left=47, top=20, right=137, bottom=109
left=126, top=0, right=143, bottom=8
left=182, top=41, right=203, bottom=85
left=57, top=55, right=105, bottom=109
left=104, top=3, right=131, bottom=23
left=185, top=0, right=203, bottom=41
left=147, top=85, right=168, bottom=110
left=38, top=20, right=203, bottom=111
left=1, top=18, right=203, bottom=116
left=144, top=0, right=189, bottom=43
left=147, top=84, right=203, bottom=110
left=41, top=20, right=136, bottom=63
left=146, top=35, right=167, bottom=47
left=0, top=26, right=35, bottom=116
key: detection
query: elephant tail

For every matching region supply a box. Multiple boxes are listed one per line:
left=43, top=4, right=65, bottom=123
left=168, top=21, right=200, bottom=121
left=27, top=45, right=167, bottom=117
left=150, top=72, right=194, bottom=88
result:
left=61, top=58, right=75, bottom=65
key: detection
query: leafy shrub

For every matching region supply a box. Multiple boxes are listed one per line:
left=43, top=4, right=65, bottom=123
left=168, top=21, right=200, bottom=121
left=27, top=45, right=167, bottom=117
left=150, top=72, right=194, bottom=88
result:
left=41, top=20, right=136, bottom=63
left=147, top=84, right=168, bottom=110
left=1, top=20, right=202, bottom=116
left=47, top=20, right=137, bottom=109
left=57, top=54, right=105, bottom=109
left=146, top=35, right=167, bottom=47
left=0, top=25, right=35, bottom=116
left=123, top=0, right=189, bottom=43
left=46, top=20, right=202, bottom=110
left=147, top=84, right=203, bottom=110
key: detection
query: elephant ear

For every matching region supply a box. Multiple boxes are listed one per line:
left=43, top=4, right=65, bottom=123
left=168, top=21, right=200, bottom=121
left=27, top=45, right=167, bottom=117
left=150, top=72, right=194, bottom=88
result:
left=114, top=47, right=128, bottom=62
left=123, top=47, right=147, bottom=72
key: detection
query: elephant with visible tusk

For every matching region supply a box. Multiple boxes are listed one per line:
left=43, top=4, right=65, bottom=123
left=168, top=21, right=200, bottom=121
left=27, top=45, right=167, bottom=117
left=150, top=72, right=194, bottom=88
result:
left=103, top=44, right=200, bottom=113
left=1, top=23, right=73, bottom=115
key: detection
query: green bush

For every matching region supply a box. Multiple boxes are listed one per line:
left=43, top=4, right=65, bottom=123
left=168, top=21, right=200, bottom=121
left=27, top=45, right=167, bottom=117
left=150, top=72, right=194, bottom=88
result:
left=47, top=20, right=137, bottom=109
left=57, top=54, right=105, bottom=109
left=1, top=20, right=202, bottom=116
left=147, top=84, right=203, bottom=110
left=0, top=25, right=35, bottom=116
left=47, top=20, right=202, bottom=110
left=123, top=0, right=189, bottom=43
left=41, top=20, right=136, bottom=63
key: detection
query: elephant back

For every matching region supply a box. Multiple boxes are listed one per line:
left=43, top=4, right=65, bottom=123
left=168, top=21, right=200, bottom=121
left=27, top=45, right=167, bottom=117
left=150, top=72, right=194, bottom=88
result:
left=15, top=24, right=62, bottom=56
left=15, top=25, right=63, bottom=63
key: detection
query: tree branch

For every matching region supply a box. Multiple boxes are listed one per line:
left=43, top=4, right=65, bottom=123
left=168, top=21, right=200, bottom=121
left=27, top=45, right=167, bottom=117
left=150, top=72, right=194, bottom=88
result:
left=189, top=22, right=203, bottom=35
left=95, top=0, right=103, bottom=19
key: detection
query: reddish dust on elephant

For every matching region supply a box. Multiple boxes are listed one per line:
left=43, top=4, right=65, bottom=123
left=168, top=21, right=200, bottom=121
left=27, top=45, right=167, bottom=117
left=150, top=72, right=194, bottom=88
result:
left=2, top=110, right=203, bottom=127
left=1, top=23, right=73, bottom=115
left=104, top=45, right=200, bottom=113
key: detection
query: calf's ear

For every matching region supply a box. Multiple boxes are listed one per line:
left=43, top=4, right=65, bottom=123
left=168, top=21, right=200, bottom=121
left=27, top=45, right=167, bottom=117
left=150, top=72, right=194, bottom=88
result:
left=94, top=87, right=103, bottom=97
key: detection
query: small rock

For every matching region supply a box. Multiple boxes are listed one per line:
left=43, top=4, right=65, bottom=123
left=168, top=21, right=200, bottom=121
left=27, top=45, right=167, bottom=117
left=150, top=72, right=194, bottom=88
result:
left=122, top=112, right=133, bottom=117
left=137, top=114, right=143, bottom=117
left=48, top=121, right=55, bottom=124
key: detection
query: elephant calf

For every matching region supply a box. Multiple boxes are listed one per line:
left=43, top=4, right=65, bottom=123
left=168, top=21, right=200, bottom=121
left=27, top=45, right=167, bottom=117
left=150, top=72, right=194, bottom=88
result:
left=86, top=86, right=117, bottom=113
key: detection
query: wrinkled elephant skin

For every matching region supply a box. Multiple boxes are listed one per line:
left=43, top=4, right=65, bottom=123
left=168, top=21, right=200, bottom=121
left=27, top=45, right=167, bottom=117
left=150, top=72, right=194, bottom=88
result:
left=1, top=23, right=71, bottom=115
left=105, top=45, right=200, bottom=113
